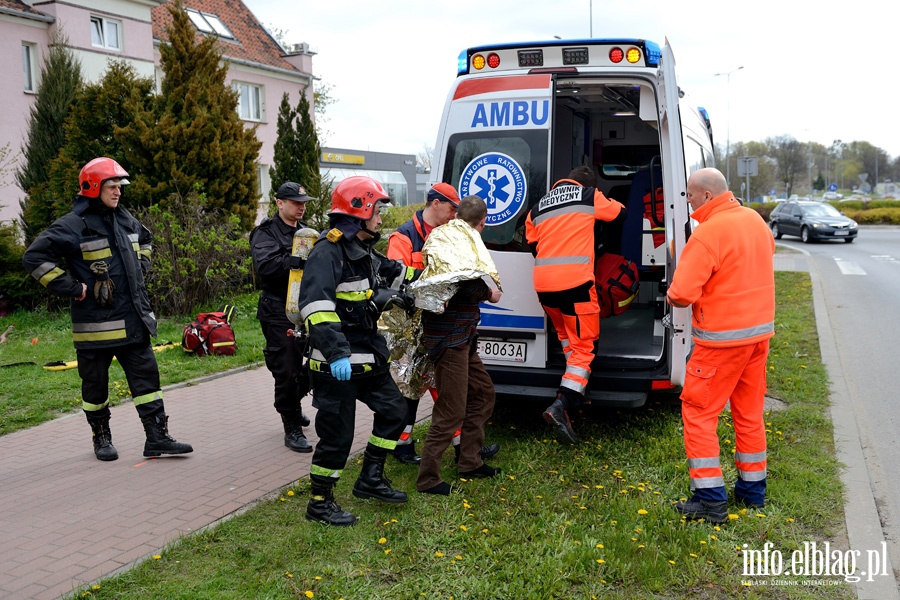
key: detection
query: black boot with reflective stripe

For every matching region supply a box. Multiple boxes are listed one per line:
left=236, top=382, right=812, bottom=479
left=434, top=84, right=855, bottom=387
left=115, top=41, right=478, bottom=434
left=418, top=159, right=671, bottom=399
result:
left=88, top=417, right=118, bottom=461
left=306, top=475, right=357, bottom=527
left=141, top=412, right=193, bottom=457
left=353, top=450, right=408, bottom=503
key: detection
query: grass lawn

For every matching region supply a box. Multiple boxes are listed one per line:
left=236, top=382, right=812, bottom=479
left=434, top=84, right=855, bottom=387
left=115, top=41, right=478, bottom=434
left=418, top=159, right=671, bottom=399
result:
left=0, top=273, right=855, bottom=600
left=3, top=274, right=853, bottom=598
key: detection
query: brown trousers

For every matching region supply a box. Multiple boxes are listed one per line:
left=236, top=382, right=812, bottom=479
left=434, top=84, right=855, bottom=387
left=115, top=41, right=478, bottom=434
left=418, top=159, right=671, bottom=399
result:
left=416, top=341, right=495, bottom=491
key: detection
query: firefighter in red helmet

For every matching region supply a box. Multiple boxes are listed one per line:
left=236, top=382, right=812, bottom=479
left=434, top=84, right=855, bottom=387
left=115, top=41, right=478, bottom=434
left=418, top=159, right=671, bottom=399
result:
left=23, top=157, right=192, bottom=461
left=296, top=176, right=419, bottom=526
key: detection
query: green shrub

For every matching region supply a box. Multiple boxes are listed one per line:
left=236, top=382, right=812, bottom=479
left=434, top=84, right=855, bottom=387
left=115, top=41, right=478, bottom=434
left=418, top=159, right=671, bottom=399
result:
left=867, top=199, right=900, bottom=210
left=0, top=221, right=49, bottom=312
left=849, top=208, right=900, bottom=224
left=137, top=190, right=253, bottom=316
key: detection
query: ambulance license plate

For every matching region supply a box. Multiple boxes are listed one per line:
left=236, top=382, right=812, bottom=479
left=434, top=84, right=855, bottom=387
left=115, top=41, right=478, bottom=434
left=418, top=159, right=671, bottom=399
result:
left=477, top=339, right=526, bottom=363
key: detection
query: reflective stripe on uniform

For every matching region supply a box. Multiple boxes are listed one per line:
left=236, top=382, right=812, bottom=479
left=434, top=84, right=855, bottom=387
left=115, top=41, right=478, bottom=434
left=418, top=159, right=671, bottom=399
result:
left=72, top=320, right=128, bottom=342
left=688, top=457, right=721, bottom=470
left=336, top=291, right=369, bottom=302
left=300, top=299, right=336, bottom=322
left=310, top=349, right=376, bottom=364
left=335, top=279, right=370, bottom=292
left=138, top=243, right=152, bottom=259
left=80, top=238, right=113, bottom=261
left=82, top=399, right=110, bottom=412
left=133, top=390, right=163, bottom=406
left=33, top=263, right=65, bottom=287
left=690, top=476, right=725, bottom=489
left=737, top=468, right=767, bottom=481
left=530, top=203, right=596, bottom=227
left=560, top=378, right=586, bottom=395
left=534, top=255, right=591, bottom=267
left=693, top=322, right=774, bottom=343
left=368, top=435, right=397, bottom=451
left=735, top=450, right=766, bottom=463
left=310, top=464, right=342, bottom=479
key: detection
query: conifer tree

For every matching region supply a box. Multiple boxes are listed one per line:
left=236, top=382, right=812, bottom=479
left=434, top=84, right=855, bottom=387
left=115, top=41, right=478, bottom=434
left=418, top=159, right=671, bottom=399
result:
left=16, top=32, right=82, bottom=243
left=117, top=0, right=261, bottom=231
left=35, top=61, right=154, bottom=221
left=268, top=89, right=326, bottom=229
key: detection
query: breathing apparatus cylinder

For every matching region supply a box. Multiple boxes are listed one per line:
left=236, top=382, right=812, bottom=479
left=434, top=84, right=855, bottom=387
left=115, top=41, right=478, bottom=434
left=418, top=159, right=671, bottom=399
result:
left=286, top=227, right=320, bottom=326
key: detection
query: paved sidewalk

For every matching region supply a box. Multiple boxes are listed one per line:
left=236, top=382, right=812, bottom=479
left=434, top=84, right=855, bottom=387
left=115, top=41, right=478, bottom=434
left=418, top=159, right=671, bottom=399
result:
left=0, top=366, right=432, bottom=599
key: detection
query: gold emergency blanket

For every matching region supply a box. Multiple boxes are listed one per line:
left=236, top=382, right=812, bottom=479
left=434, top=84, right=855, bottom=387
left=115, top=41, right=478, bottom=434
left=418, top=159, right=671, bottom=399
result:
left=407, top=219, right=501, bottom=314
left=380, top=309, right=433, bottom=399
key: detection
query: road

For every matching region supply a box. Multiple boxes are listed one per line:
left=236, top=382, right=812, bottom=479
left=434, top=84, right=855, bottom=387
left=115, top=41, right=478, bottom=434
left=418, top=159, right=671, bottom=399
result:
left=777, top=225, right=900, bottom=583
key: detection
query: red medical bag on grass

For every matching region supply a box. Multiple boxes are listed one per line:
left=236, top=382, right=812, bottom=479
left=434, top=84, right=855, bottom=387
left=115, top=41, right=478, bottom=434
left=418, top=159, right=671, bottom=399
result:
left=181, top=306, right=236, bottom=356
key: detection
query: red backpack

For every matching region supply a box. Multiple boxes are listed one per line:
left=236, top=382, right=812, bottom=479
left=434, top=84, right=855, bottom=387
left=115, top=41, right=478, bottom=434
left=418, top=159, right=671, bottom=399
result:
left=182, top=306, right=236, bottom=356
left=594, top=253, right=640, bottom=318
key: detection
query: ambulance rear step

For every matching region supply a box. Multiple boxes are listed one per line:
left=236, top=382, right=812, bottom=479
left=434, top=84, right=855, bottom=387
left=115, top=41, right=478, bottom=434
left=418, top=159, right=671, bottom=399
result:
left=493, top=384, right=647, bottom=408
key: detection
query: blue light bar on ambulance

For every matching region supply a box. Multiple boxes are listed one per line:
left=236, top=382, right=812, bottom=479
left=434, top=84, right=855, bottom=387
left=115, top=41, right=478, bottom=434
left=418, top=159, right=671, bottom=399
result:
left=457, top=38, right=661, bottom=76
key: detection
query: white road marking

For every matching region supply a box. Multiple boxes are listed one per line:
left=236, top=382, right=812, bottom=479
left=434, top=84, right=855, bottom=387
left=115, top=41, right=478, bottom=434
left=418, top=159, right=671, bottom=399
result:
left=834, top=258, right=867, bottom=275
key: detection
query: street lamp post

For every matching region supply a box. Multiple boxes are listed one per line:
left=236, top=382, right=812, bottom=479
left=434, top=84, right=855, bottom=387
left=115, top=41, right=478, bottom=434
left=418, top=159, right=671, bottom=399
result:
left=714, top=66, right=744, bottom=187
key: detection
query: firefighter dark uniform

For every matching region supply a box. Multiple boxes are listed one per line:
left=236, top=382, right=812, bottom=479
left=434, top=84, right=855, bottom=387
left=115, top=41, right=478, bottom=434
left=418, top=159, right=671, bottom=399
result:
left=250, top=182, right=316, bottom=453
left=667, top=170, right=775, bottom=521
left=298, top=176, right=418, bottom=527
left=525, top=169, right=626, bottom=443
left=22, top=157, right=192, bottom=461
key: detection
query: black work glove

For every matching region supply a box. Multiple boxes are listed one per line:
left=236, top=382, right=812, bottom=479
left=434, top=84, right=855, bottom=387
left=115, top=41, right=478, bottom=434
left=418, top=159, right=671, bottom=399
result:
left=289, top=256, right=306, bottom=269
left=90, top=261, right=115, bottom=308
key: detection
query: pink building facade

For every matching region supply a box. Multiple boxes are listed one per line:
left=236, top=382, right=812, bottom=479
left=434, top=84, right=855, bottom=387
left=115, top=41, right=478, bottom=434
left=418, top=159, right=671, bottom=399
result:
left=0, top=0, right=315, bottom=226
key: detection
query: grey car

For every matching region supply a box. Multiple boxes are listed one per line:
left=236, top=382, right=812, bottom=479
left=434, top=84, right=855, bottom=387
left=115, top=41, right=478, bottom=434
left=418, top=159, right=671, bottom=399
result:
left=769, top=200, right=858, bottom=243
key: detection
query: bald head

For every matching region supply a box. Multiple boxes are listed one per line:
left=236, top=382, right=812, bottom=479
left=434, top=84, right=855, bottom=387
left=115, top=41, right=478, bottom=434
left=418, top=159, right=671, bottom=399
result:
left=686, top=168, right=729, bottom=211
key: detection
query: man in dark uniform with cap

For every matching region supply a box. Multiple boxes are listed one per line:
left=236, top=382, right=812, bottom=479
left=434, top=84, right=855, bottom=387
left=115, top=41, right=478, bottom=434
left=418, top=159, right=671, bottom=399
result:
left=250, top=182, right=316, bottom=452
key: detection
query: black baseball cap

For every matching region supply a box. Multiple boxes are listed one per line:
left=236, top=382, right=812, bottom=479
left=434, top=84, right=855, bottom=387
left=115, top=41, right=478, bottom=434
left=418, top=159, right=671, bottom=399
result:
left=276, top=182, right=315, bottom=202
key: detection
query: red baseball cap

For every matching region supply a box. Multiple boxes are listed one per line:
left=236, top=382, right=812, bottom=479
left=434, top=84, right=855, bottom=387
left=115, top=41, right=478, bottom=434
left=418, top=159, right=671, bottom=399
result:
left=426, top=182, right=460, bottom=207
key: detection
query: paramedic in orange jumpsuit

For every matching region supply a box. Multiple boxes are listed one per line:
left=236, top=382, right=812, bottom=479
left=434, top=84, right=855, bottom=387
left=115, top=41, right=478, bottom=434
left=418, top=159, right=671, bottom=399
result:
left=525, top=166, right=626, bottom=444
left=666, top=167, right=775, bottom=523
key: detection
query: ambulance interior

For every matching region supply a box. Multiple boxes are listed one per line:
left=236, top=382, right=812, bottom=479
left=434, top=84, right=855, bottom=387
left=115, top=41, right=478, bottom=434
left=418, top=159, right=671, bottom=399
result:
left=551, top=78, right=667, bottom=370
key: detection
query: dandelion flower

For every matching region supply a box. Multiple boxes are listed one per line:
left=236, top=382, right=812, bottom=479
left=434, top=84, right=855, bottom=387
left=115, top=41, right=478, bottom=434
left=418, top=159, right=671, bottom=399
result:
left=92, top=585, right=101, bottom=590
left=786, top=518, right=795, bottom=523
left=287, top=490, right=294, bottom=497
left=459, top=525, right=467, bottom=531
left=482, top=529, right=489, bottom=534
left=305, top=592, right=314, bottom=599
left=455, top=555, right=463, bottom=560
left=638, top=544, right=645, bottom=549
left=596, top=559, right=605, bottom=564
left=668, top=560, right=676, bottom=565
left=637, top=509, right=648, bottom=515
left=435, top=551, right=444, bottom=557
left=756, top=513, right=766, bottom=518
left=728, top=514, right=739, bottom=521
left=384, top=549, right=391, bottom=555
left=285, top=572, right=293, bottom=578
left=314, top=576, right=321, bottom=581
left=153, top=555, right=161, bottom=560
left=690, top=553, right=698, bottom=558
left=378, top=537, right=387, bottom=544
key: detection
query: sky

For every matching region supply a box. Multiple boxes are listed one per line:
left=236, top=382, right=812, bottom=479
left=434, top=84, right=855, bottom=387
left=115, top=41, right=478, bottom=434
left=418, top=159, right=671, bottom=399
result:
left=249, top=0, right=900, bottom=160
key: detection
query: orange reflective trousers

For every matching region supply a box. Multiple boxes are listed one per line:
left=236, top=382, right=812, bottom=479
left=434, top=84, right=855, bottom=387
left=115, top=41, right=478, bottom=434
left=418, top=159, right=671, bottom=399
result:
left=681, top=340, right=769, bottom=501
left=540, top=284, right=600, bottom=396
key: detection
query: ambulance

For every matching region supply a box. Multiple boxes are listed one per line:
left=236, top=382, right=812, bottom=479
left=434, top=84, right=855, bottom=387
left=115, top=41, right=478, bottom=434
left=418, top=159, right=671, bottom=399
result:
left=429, top=38, right=715, bottom=407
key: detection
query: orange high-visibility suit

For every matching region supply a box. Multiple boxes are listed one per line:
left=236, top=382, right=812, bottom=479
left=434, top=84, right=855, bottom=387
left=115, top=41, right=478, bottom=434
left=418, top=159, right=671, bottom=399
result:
left=525, top=179, right=625, bottom=401
left=667, top=191, right=775, bottom=505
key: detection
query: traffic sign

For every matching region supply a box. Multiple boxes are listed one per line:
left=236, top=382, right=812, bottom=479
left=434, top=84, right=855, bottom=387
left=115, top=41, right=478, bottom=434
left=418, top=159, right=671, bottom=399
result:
left=828, top=183, right=838, bottom=192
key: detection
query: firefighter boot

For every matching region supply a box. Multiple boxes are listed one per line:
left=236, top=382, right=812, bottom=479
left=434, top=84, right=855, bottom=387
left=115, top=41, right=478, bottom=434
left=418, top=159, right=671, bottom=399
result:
left=306, top=475, right=357, bottom=527
left=89, top=417, right=118, bottom=461
left=280, top=411, right=313, bottom=453
left=543, top=393, right=578, bottom=444
left=353, top=450, right=408, bottom=503
left=141, top=412, right=194, bottom=457
left=391, top=442, right=421, bottom=465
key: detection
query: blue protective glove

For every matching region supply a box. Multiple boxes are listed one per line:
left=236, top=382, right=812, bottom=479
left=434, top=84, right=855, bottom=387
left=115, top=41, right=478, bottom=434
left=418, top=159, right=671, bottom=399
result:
left=330, top=357, right=352, bottom=381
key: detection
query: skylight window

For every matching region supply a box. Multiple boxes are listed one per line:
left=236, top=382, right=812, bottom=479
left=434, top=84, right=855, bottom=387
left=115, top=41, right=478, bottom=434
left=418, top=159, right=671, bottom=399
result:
left=185, top=8, right=234, bottom=39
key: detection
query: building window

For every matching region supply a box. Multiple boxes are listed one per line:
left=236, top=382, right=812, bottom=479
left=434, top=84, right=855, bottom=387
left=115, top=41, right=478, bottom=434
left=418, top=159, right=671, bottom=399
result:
left=23, top=43, right=37, bottom=92
left=91, top=16, right=122, bottom=51
left=233, top=82, right=263, bottom=122
left=185, top=9, right=234, bottom=39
